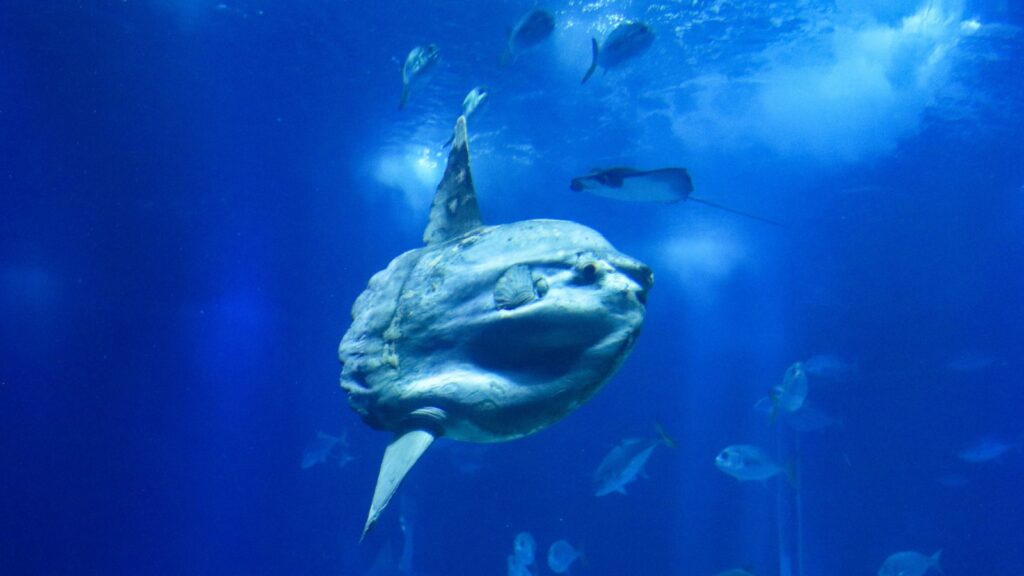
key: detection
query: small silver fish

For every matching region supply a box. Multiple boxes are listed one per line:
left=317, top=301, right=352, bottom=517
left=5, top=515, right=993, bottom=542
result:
left=301, top=430, right=354, bottom=470
left=771, top=361, right=808, bottom=416
left=547, top=540, right=581, bottom=574
left=715, top=444, right=787, bottom=483
left=593, top=425, right=675, bottom=496
left=502, top=9, right=554, bottom=66
left=400, top=44, right=440, bottom=109
left=443, top=86, right=490, bottom=147
left=513, top=532, right=537, bottom=566
left=957, top=437, right=1019, bottom=463
left=877, top=550, right=942, bottom=576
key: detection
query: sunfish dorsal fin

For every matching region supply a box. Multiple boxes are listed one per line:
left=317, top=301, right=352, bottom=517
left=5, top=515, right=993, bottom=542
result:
left=362, top=429, right=435, bottom=540
left=423, top=115, right=481, bottom=245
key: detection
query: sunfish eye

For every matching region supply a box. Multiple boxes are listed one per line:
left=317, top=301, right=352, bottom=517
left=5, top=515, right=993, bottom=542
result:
left=575, top=257, right=604, bottom=284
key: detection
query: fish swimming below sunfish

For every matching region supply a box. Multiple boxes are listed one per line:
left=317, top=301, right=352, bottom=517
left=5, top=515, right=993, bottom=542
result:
left=570, top=167, right=786, bottom=227
left=582, top=21, right=655, bottom=83
left=877, top=549, right=942, bottom=576
left=300, top=430, right=354, bottom=470
left=715, top=444, right=790, bottom=483
left=502, top=9, right=554, bottom=66
left=593, top=424, right=676, bottom=496
left=399, top=43, right=440, bottom=109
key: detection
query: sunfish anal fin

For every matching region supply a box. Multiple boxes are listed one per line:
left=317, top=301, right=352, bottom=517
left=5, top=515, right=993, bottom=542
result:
left=423, top=115, right=481, bottom=245
left=362, top=429, right=435, bottom=541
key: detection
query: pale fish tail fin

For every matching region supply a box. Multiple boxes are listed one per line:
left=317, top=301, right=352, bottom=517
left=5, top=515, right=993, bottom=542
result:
left=581, top=38, right=599, bottom=84
left=361, top=430, right=435, bottom=541
left=688, top=195, right=789, bottom=228
left=929, top=549, right=943, bottom=574
left=654, top=422, right=677, bottom=448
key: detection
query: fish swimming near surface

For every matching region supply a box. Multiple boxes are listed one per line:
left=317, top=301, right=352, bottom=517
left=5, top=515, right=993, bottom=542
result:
left=877, top=549, right=942, bottom=576
left=570, top=167, right=786, bottom=227
left=715, top=444, right=791, bottom=483
left=593, top=424, right=676, bottom=496
left=338, top=116, right=652, bottom=539
left=581, top=21, right=655, bottom=84
left=399, top=44, right=440, bottom=109
left=502, top=9, right=555, bottom=66
left=301, top=430, right=354, bottom=470
left=443, top=86, right=489, bottom=147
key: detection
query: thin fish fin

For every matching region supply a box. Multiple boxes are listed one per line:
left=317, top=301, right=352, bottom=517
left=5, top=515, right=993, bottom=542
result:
left=581, top=38, right=599, bottom=84
left=424, top=116, right=482, bottom=245
left=399, top=84, right=410, bottom=109
left=654, top=422, right=677, bottom=448
left=930, top=550, right=943, bottom=574
left=688, top=195, right=789, bottom=228
left=362, top=430, right=435, bottom=541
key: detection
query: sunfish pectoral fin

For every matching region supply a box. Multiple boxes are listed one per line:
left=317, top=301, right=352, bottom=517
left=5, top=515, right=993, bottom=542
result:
left=361, top=429, right=435, bottom=541
left=581, top=38, right=599, bottom=84
left=423, top=115, right=482, bottom=245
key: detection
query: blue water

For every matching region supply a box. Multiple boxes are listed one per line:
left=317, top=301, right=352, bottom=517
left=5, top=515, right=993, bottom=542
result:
left=2, top=1, right=1023, bottom=575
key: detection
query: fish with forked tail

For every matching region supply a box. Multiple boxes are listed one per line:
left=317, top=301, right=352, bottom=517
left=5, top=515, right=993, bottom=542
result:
left=581, top=21, right=654, bottom=84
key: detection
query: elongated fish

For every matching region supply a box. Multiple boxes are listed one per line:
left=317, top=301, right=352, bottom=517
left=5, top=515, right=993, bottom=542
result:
left=593, top=424, right=676, bottom=496
left=570, top=167, right=787, bottom=227
left=400, top=44, right=440, bottom=109
left=581, top=22, right=655, bottom=84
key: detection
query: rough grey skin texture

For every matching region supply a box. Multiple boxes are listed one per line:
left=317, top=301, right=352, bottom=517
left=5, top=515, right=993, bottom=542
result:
left=337, top=116, right=652, bottom=537
left=339, top=219, right=651, bottom=441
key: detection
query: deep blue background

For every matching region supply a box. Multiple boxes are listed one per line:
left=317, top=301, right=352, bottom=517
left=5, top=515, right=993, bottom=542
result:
left=2, top=1, right=1023, bottom=575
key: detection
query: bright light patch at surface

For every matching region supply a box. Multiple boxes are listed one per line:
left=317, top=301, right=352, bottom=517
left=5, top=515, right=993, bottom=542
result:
left=372, top=145, right=442, bottom=213
left=671, top=0, right=980, bottom=163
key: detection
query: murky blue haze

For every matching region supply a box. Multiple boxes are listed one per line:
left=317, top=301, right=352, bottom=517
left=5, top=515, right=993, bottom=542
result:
left=2, top=1, right=1022, bottom=575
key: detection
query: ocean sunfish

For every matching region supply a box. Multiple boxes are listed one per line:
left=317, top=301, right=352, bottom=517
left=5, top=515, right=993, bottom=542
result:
left=399, top=43, right=440, bottom=109
left=338, top=116, right=652, bottom=539
left=581, top=21, right=655, bottom=84
left=571, top=167, right=786, bottom=227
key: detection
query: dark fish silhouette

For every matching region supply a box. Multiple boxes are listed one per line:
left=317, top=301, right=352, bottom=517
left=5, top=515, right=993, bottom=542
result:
left=570, top=167, right=787, bottom=227
left=502, top=9, right=555, bottom=66
left=581, top=22, right=654, bottom=84
left=400, top=44, right=440, bottom=109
